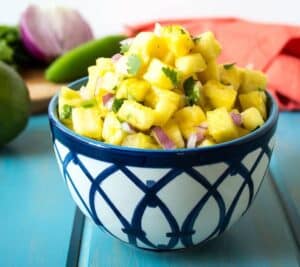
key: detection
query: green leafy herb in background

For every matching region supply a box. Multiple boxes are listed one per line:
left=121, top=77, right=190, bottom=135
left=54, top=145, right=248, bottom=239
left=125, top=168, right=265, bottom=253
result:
left=162, top=67, right=179, bottom=86
left=127, top=54, right=141, bottom=75
left=0, top=25, right=38, bottom=69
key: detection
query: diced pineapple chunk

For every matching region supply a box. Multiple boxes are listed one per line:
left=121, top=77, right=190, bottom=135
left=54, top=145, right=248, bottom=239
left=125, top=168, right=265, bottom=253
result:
left=147, top=88, right=181, bottom=126
left=72, top=107, right=102, bottom=140
left=198, top=60, right=220, bottom=83
left=162, top=119, right=185, bottom=148
left=199, top=138, right=216, bottom=147
left=102, top=112, right=126, bottom=145
left=219, top=64, right=242, bottom=90
left=174, top=105, right=206, bottom=139
left=207, top=107, right=239, bottom=142
left=241, top=107, right=264, bottom=131
left=116, top=78, right=150, bottom=101
left=239, top=91, right=267, bottom=119
left=237, top=127, right=250, bottom=137
left=193, top=31, right=222, bottom=61
left=117, top=100, right=155, bottom=130
left=128, top=32, right=168, bottom=65
left=122, top=133, right=158, bottom=149
left=160, top=25, right=194, bottom=57
left=99, top=71, right=120, bottom=92
left=203, top=80, right=237, bottom=111
left=143, top=59, right=178, bottom=90
left=58, top=87, right=82, bottom=124
left=175, top=53, right=207, bottom=77
left=96, top=58, right=115, bottom=75
left=239, top=69, right=267, bottom=93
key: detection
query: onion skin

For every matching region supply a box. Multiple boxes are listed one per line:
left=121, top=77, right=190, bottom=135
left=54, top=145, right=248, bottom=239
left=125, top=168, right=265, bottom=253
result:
left=20, top=5, right=93, bottom=62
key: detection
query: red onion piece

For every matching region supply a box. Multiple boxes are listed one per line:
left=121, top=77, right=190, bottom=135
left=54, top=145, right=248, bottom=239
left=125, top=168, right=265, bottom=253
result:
left=112, top=53, right=122, bottom=62
left=20, top=5, right=93, bottom=62
left=187, top=133, right=197, bottom=148
left=152, top=127, right=176, bottom=149
left=121, top=122, right=136, bottom=134
left=102, top=93, right=114, bottom=105
left=230, top=112, right=242, bottom=126
left=187, top=130, right=205, bottom=148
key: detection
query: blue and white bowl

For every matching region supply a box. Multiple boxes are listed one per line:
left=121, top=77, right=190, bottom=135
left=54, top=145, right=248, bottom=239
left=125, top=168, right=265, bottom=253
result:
left=48, top=77, right=278, bottom=251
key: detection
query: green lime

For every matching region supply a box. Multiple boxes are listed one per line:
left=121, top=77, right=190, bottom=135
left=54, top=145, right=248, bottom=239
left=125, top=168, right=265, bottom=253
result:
left=0, top=61, right=30, bottom=146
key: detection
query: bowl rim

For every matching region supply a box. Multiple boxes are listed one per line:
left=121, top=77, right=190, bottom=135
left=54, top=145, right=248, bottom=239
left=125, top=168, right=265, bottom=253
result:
left=48, top=76, right=279, bottom=155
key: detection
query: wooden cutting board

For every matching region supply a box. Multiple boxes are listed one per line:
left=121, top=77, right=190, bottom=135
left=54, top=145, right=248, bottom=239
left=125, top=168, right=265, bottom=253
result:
left=21, top=68, right=65, bottom=114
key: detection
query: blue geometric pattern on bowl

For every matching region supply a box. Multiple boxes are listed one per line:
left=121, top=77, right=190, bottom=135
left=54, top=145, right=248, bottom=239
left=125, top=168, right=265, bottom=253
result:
left=53, top=135, right=275, bottom=250
left=48, top=77, right=278, bottom=250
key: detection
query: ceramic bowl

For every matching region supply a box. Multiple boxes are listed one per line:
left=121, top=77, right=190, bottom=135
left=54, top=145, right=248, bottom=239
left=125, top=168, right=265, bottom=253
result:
left=48, top=77, right=278, bottom=250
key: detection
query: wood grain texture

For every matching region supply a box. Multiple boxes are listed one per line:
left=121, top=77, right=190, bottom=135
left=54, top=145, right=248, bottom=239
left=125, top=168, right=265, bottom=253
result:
left=0, top=115, right=75, bottom=267
left=21, top=69, right=64, bottom=114
left=78, top=175, right=299, bottom=267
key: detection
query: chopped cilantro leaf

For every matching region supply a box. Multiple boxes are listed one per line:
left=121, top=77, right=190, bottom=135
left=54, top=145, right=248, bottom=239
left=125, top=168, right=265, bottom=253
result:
left=120, top=43, right=130, bottom=54
left=127, top=54, right=141, bottom=75
left=183, top=77, right=201, bottom=106
left=162, top=67, right=179, bottom=86
left=112, top=98, right=125, bottom=113
left=61, top=104, right=72, bottom=119
left=193, top=36, right=201, bottom=42
left=224, top=63, right=236, bottom=70
left=81, top=99, right=96, bottom=108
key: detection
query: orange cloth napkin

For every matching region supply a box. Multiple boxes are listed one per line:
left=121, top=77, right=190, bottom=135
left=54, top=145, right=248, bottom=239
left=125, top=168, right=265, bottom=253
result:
left=125, top=18, right=300, bottom=110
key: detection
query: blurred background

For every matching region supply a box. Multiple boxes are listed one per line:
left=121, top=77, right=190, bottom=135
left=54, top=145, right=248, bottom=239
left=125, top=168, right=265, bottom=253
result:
left=2, top=0, right=300, bottom=36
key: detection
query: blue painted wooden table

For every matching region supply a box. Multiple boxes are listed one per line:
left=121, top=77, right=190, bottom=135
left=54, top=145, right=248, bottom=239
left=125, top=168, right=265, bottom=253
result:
left=0, top=113, right=299, bottom=267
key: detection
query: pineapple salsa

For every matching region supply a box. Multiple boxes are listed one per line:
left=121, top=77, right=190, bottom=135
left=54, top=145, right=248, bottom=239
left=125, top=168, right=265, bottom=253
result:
left=58, top=24, right=268, bottom=149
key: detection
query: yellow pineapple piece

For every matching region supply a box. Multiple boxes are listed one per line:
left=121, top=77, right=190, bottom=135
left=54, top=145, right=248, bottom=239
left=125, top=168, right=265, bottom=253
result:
left=174, top=105, right=206, bottom=139
left=219, top=63, right=242, bottom=90
left=239, top=91, right=267, bottom=119
left=150, top=88, right=181, bottom=126
left=102, top=112, right=126, bottom=145
left=193, top=31, right=222, bottom=61
left=241, top=107, right=265, bottom=131
left=162, top=119, right=185, bottom=148
left=203, top=80, right=237, bottom=111
left=160, top=25, right=194, bottom=57
left=143, top=58, right=179, bottom=90
left=175, top=53, right=207, bottom=77
left=198, top=60, right=220, bottom=83
left=116, top=78, right=150, bottom=101
left=199, top=138, right=216, bottom=147
left=58, top=87, right=82, bottom=125
left=72, top=107, right=102, bottom=140
left=122, top=133, right=158, bottom=149
left=239, top=69, right=267, bottom=93
left=128, top=32, right=168, bottom=65
left=207, top=107, right=239, bottom=142
left=117, top=100, right=155, bottom=130
left=237, top=127, right=250, bottom=137
left=96, top=58, right=115, bottom=75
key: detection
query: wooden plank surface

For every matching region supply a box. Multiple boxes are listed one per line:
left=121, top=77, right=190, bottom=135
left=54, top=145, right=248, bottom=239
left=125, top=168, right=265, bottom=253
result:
left=21, top=68, right=63, bottom=114
left=0, top=115, right=75, bottom=267
left=78, top=174, right=299, bottom=267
